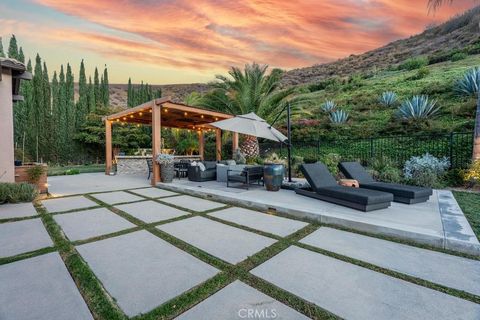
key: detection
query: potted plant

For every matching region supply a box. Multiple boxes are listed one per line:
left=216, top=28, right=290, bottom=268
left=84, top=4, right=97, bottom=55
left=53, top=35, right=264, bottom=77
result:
left=263, top=153, right=286, bottom=191
left=156, top=154, right=175, bottom=183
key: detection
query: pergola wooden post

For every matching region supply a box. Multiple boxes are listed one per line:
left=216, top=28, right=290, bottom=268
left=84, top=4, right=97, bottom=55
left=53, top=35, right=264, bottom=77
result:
left=151, top=101, right=161, bottom=185
left=198, top=130, right=205, bottom=161
left=232, top=132, right=239, bottom=154
left=105, top=120, right=112, bottom=175
left=215, top=128, right=222, bottom=161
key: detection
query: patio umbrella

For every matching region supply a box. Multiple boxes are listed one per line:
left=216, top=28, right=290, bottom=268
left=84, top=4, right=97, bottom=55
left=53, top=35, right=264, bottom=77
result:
left=210, top=112, right=287, bottom=142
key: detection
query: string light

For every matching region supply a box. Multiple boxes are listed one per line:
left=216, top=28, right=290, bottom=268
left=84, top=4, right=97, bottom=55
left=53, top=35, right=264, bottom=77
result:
left=201, top=115, right=204, bottom=119
left=116, top=119, right=119, bottom=122
left=184, top=112, right=188, bottom=116
left=139, top=112, right=143, bottom=116
left=130, top=115, right=134, bottom=118
left=122, top=117, right=127, bottom=120
left=215, top=117, right=218, bottom=121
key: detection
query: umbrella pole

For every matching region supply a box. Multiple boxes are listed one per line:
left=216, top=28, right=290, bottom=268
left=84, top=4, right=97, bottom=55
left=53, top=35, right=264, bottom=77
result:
left=287, top=103, right=292, bottom=182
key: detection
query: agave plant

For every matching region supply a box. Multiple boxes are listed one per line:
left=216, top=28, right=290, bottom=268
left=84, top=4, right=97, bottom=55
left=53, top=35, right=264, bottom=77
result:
left=397, top=95, right=440, bottom=121
left=379, top=91, right=397, bottom=107
left=455, top=67, right=480, bottom=96
left=321, top=100, right=337, bottom=113
left=329, top=110, right=349, bottom=124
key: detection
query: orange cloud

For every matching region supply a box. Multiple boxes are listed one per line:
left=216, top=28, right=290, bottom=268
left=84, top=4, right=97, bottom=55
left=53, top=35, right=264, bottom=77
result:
left=31, top=0, right=474, bottom=73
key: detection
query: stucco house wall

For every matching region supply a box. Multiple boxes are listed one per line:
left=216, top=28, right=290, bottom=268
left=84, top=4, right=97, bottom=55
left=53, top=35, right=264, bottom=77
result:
left=0, top=68, right=14, bottom=182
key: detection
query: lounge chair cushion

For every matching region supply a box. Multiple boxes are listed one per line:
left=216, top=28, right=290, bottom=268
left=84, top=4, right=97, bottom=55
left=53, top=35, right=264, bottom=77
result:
left=361, top=182, right=432, bottom=199
left=300, top=163, right=338, bottom=191
left=318, top=185, right=393, bottom=205
left=338, top=162, right=375, bottom=184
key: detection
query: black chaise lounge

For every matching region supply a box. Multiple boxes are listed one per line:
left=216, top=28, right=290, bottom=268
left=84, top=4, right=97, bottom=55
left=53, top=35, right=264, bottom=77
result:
left=339, top=161, right=432, bottom=204
left=296, top=163, right=393, bottom=212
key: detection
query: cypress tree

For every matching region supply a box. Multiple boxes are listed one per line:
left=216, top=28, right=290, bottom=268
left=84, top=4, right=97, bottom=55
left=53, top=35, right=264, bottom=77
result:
left=29, top=54, right=44, bottom=161
left=102, top=66, right=109, bottom=106
left=58, top=65, right=68, bottom=162
left=18, top=47, right=25, bottom=63
left=94, top=67, right=100, bottom=107
left=0, top=37, right=4, bottom=57
left=76, top=59, right=88, bottom=128
left=8, top=35, right=18, bottom=59
left=87, top=76, right=95, bottom=112
left=42, top=62, right=52, bottom=161
left=51, top=71, right=60, bottom=162
left=127, top=78, right=133, bottom=107
left=65, top=63, right=75, bottom=161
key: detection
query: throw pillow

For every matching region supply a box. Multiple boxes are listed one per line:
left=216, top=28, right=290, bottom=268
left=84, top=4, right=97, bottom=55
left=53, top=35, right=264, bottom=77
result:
left=198, top=162, right=206, bottom=171
left=191, top=161, right=198, bottom=166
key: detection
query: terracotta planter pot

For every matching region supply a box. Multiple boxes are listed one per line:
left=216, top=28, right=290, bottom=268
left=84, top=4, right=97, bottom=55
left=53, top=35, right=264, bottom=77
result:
left=14, top=163, right=48, bottom=193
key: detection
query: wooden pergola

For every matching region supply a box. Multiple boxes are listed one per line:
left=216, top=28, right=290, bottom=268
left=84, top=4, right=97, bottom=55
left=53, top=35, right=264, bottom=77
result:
left=103, top=97, right=237, bottom=185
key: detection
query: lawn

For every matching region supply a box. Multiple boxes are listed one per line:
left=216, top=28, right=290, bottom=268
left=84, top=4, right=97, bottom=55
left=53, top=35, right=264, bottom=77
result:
left=48, top=164, right=105, bottom=176
left=453, top=191, right=480, bottom=240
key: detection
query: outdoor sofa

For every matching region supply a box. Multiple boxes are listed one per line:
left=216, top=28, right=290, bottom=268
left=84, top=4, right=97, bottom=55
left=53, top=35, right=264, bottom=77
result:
left=339, top=161, right=432, bottom=204
left=188, top=161, right=217, bottom=182
left=295, top=163, right=393, bottom=212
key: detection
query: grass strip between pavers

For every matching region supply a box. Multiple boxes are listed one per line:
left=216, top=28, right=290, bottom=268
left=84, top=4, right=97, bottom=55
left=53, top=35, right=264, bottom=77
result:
left=3, top=188, right=475, bottom=320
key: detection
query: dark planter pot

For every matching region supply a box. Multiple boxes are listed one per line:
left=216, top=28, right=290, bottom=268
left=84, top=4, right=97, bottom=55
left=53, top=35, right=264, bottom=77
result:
left=14, top=160, right=22, bottom=166
left=160, top=162, right=175, bottom=183
left=264, top=163, right=284, bottom=191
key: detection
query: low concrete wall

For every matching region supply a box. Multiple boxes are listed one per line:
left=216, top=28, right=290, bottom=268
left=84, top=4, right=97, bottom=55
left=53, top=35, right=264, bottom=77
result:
left=0, top=69, right=14, bottom=182
left=116, top=156, right=149, bottom=175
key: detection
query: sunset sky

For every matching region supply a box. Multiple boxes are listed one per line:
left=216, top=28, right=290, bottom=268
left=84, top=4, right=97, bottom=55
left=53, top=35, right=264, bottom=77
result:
left=0, top=0, right=475, bottom=84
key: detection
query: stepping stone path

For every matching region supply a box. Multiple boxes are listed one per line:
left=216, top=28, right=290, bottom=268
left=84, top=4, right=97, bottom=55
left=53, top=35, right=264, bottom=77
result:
left=54, top=208, right=136, bottom=241
left=76, top=231, right=218, bottom=317
left=158, top=216, right=276, bottom=264
left=0, top=219, right=53, bottom=258
left=160, top=195, right=225, bottom=212
left=209, top=207, right=308, bottom=237
left=176, top=280, right=310, bottom=320
left=42, top=195, right=98, bottom=213
left=300, top=227, right=480, bottom=296
left=251, top=246, right=480, bottom=320
left=0, top=252, right=93, bottom=320
left=129, top=187, right=178, bottom=198
left=0, top=202, right=37, bottom=219
left=115, top=200, right=189, bottom=223
left=90, top=191, right=144, bottom=205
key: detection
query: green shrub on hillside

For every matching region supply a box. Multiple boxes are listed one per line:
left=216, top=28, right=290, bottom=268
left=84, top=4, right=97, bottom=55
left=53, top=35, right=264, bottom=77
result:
left=408, top=66, right=430, bottom=80
left=367, top=156, right=402, bottom=183
left=398, top=57, right=429, bottom=71
left=451, top=52, right=468, bottom=62
left=319, top=153, right=342, bottom=176
left=0, top=183, right=37, bottom=204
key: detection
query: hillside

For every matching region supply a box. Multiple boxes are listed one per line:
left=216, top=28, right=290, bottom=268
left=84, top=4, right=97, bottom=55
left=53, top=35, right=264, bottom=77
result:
left=290, top=54, right=479, bottom=140
left=281, top=6, right=480, bottom=87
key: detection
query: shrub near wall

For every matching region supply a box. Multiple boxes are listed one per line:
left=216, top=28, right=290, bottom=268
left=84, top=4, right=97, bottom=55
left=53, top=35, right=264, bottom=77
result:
left=0, top=183, right=37, bottom=204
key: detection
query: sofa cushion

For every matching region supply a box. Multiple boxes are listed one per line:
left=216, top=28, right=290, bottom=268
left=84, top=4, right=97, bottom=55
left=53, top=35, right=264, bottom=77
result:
left=203, top=161, right=217, bottom=170
left=318, top=185, right=393, bottom=205
left=362, top=182, right=432, bottom=199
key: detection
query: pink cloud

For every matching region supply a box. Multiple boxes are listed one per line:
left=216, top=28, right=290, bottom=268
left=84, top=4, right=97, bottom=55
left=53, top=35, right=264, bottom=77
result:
left=32, top=0, right=474, bottom=71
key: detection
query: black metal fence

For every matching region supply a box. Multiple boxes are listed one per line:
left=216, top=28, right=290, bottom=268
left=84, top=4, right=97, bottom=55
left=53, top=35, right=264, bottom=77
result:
left=259, top=132, right=474, bottom=169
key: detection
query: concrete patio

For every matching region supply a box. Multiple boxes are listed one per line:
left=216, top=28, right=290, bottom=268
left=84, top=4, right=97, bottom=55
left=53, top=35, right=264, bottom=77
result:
left=159, top=178, right=480, bottom=256
left=0, top=175, right=479, bottom=319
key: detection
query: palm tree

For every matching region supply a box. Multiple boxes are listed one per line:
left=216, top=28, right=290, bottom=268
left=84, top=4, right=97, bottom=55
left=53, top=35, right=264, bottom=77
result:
left=428, top=0, right=480, bottom=160
left=200, top=62, right=307, bottom=157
